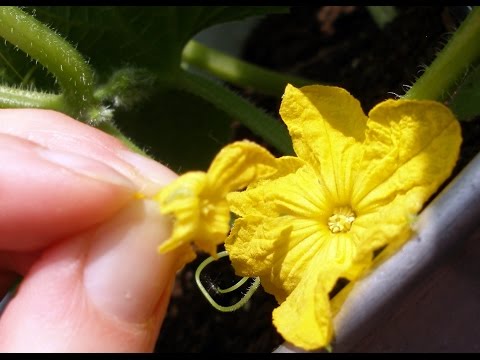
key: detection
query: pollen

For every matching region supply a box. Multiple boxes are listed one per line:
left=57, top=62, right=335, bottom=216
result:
left=328, top=206, right=356, bottom=233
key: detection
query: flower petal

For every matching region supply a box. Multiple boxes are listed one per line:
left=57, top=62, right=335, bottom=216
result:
left=353, top=99, right=461, bottom=211
left=227, top=211, right=346, bottom=301
left=228, top=164, right=330, bottom=219
left=346, top=99, right=461, bottom=271
left=272, top=232, right=362, bottom=351
left=279, top=84, right=366, bottom=204
left=272, top=263, right=333, bottom=351
left=206, top=140, right=277, bottom=194
left=195, top=199, right=231, bottom=256
left=155, top=172, right=206, bottom=253
left=226, top=216, right=291, bottom=301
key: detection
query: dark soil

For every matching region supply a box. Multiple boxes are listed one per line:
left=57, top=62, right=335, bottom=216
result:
left=154, top=6, right=480, bottom=353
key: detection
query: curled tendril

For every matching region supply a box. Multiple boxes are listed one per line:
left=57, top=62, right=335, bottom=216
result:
left=195, top=250, right=261, bottom=312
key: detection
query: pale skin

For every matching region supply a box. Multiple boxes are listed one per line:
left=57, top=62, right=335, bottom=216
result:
left=0, top=109, right=180, bottom=352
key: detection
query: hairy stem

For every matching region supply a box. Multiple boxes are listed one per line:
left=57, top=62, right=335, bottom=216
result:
left=403, top=6, right=480, bottom=101
left=0, top=6, right=97, bottom=121
left=0, top=85, right=66, bottom=111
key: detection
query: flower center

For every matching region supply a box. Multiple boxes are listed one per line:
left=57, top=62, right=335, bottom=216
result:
left=201, top=199, right=215, bottom=217
left=328, top=206, right=356, bottom=233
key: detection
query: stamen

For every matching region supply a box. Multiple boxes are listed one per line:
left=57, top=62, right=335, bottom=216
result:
left=328, top=206, right=356, bottom=233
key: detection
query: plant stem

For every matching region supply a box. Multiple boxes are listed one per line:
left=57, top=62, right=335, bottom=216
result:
left=177, top=68, right=294, bottom=155
left=96, top=122, right=148, bottom=156
left=0, top=84, right=146, bottom=155
left=182, top=40, right=314, bottom=97
left=403, top=6, right=480, bottom=101
left=0, top=6, right=97, bottom=121
left=0, top=85, right=66, bottom=111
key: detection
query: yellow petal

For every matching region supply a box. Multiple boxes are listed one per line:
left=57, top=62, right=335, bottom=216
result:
left=206, top=140, right=278, bottom=194
left=228, top=164, right=330, bottom=219
left=155, top=172, right=206, bottom=253
left=353, top=99, right=461, bottom=211
left=272, top=232, right=363, bottom=351
left=226, top=216, right=291, bottom=301
left=194, top=198, right=231, bottom=256
left=227, top=212, right=344, bottom=301
left=155, top=170, right=231, bottom=256
left=171, top=244, right=198, bottom=273
left=350, top=100, right=461, bottom=257
left=279, top=84, right=366, bottom=204
left=272, top=263, right=333, bottom=351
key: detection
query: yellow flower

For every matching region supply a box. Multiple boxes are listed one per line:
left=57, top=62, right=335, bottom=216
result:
left=225, top=84, right=462, bottom=350
left=154, top=140, right=277, bottom=259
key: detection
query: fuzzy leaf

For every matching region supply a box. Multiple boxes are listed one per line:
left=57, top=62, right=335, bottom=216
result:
left=10, top=6, right=289, bottom=85
left=449, top=65, right=480, bottom=121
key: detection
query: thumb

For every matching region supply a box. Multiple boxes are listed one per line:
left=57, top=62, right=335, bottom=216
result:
left=0, top=197, right=179, bottom=352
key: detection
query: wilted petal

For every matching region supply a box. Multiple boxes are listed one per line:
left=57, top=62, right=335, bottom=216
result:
left=206, top=140, right=278, bottom=194
left=155, top=172, right=206, bottom=253
left=194, top=198, right=231, bottom=256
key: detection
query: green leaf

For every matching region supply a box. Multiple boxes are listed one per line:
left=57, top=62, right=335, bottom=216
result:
left=14, top=6, right=289, bottom=85
left=0, top=34, right=51, bottom=87
left=449, top=65, right=480, bottom=121
left=114, top=88, right=234, bottom=173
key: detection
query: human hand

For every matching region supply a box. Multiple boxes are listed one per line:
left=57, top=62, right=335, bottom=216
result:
left=0, top=109, right=179, bottom=352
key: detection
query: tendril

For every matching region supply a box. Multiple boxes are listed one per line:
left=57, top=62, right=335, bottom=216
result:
left=195, top=250, right=261, bottom=312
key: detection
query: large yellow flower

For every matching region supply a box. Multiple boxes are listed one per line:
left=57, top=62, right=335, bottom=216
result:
left=225, top=84, right=462, bottom=350
left=154, top=140, right=277, bottom=260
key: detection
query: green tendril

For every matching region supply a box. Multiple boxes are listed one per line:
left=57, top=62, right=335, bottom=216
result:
left=195, top=250, right=261, bottom=312
left=217, top=276, right=249, bottom=294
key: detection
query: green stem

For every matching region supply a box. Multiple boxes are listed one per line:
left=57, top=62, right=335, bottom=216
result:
left=403, top=6, right=480, bottom=101
left=0, top=83, right=146, bottom=155
left=96, top=122, right=148, bottom=156
left=177, top=68, right=294, bottom=155
left=0, top=85, right=66, bottom=111
left=182, top=40, right=314, bottom=97
left=0, top=6, right=97, bottom=121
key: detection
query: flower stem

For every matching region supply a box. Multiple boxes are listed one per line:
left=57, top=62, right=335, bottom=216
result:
left=177, top=68, right=294, bottom=155
left=403, top=6, right=480, bottom=101
left=0, top=85, right=66, bottom=111
left=0, top=6, right=97, bottom=122
left=182, top=40, right=314, bottom=97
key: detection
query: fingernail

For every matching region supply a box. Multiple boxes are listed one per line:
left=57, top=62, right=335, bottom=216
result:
left=116, top=150, right=177, bottom=195
left=83, top=199, right=177, bottom=323
left=37, top=147, right=134, bottom=189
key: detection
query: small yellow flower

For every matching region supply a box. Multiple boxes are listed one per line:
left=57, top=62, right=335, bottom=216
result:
left=225, top=84, right=462, bottom=350
left=154, top=140, right=277, bottom=259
